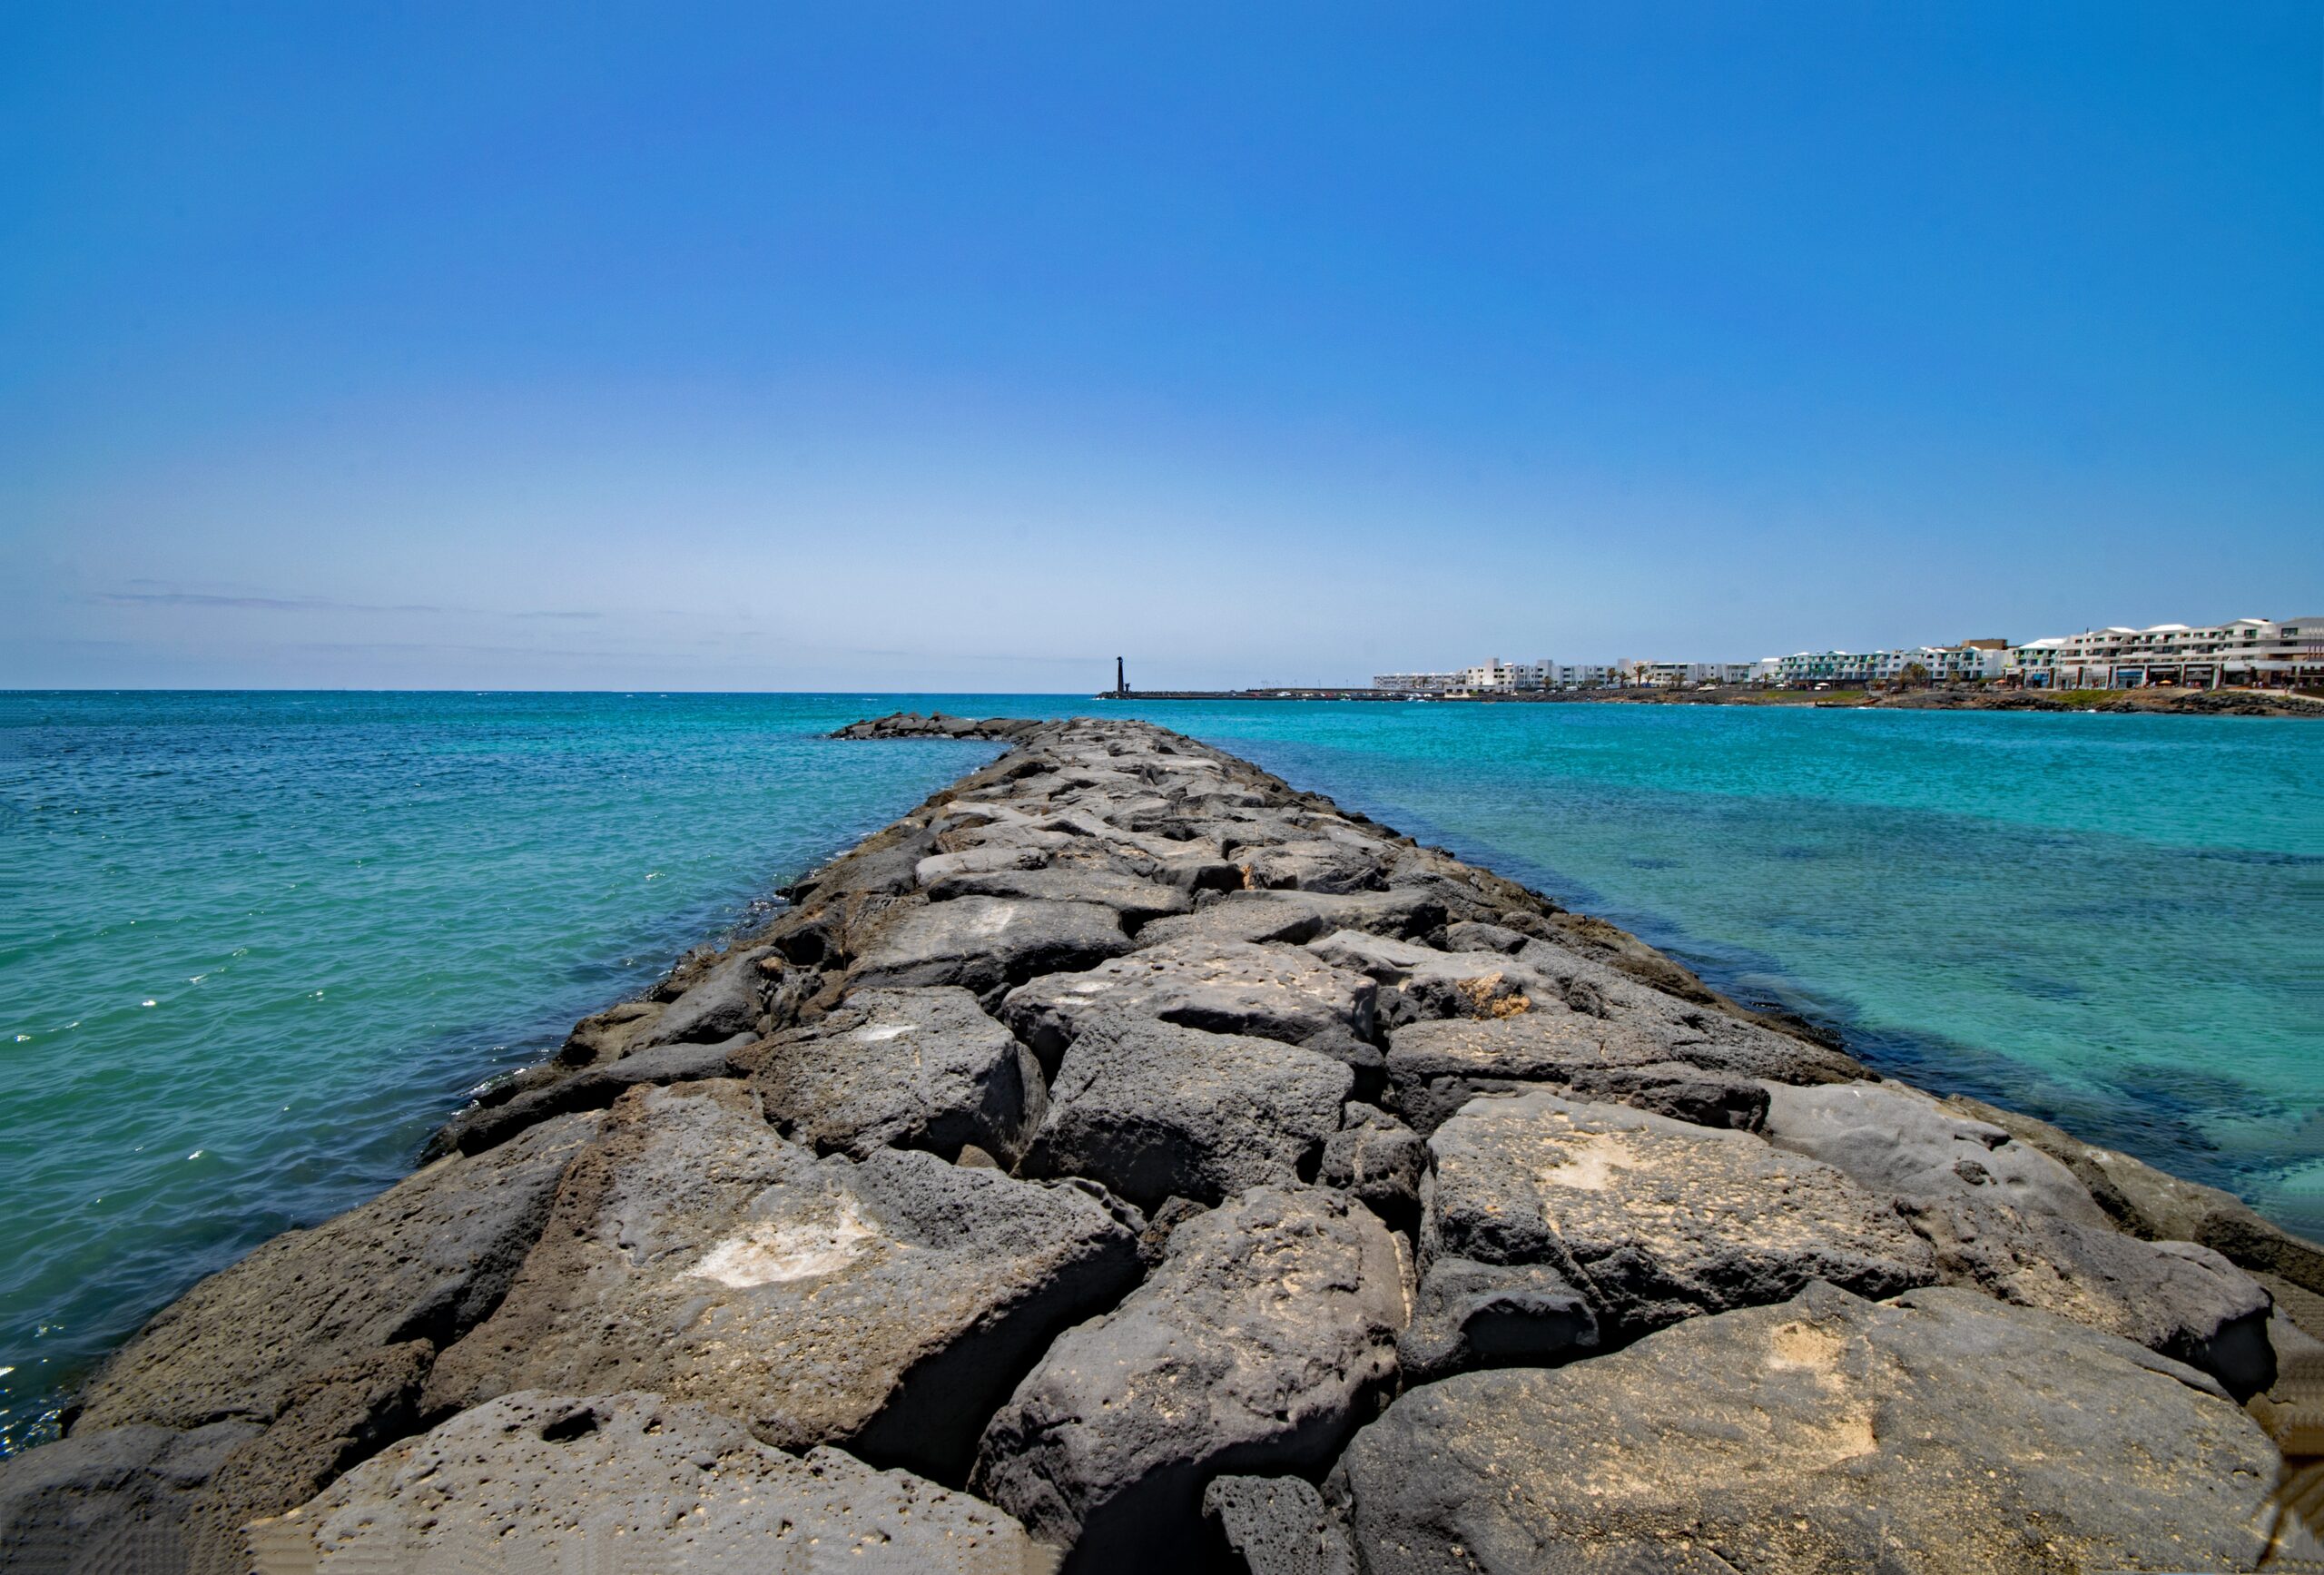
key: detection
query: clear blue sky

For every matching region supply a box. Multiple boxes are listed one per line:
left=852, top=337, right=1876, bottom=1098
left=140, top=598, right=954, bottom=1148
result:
left=4, top=3, right=2318, bottom=690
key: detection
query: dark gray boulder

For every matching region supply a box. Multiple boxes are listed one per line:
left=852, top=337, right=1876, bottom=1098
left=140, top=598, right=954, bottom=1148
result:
left=926, top=865, right=1194, bottom=930
left=424, top=1080, right=1140, bottom=1482
left=1334, top=1282, right=2291, bottom=1574
left=1203, top=1475, right=1358, bottom=1575
left=847, top=895, right=1132, bottom=1003
left=644, top=945, right=775, bottom=1046
left=1409, top=1091, right=1935, bottom=1373
left=1384, top=1012, right=1770, bottom=1135
left=1307, top=930, right=1555, bottom=1026
left=427, top=1038, right=738, bottom=1157
left=1000, top=938, right=1380, bottom=1085
left=74, top=1109, right=603, bottom=1434
left=1439, top=920, right=1527, bottom=954
left=1318, top=1104, right=1427, bottom=1232
left=1948, top=1092, right=2324, bottom=1297
left=1512, top=939, right=1870, bottom=1083
left=973, top=1186, right=1405, bottom=1571
left=1762, top=1079, right=2278, bottom=1397
left=1235, top=840, right=1388, bottom=893
left=0, top=1419, right=257, bottom=1575
left=783, top=822, right=940, bottom=905
left=743, top=985, right=1046, bottom=1166
left=258, top=1390, right=1044, bottom=1572
left=1019, top=1015, right=1352, bottom=1208
left=1396, top=1251, right=1600, bottom=1384
left=1133, top=891, right=1444, bottom=951
left=555, top=997, right=666, bottom=1067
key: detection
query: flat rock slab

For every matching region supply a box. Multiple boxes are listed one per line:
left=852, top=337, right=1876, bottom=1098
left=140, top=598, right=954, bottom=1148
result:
left=1309, top=930, right=1554, bottom=1025
left=1413, top=1091, right=1935, bottom=1369
left=1512, top=939, right=1870, bottom=1084
left=975, top=1186, right=1406, bottom=1571
left=424, top=1081, right=1141, bottom=1482
left=74, top=1110, right=604, bottom=1433
left=261, top=1390, right=1048, bottom=1573
left=743, top=985, right=1045, bottom=1166
left=1235, top=839, right=1388, bottom=893
left=1335, top=1282, right=2294, bottom=1575
left=848, top=896, right=1132, bottom=1001
left=1000, top=938, right=1380, bottom=1083
left=429, top=1037, right=737, bottom=1157
left=1019, top=1014, right=1353, bottom=1208
left=1763, top=1079, right=2277, bottom=1396
left=1135, top=891, right=1444, bottom=952
left=926, top=865, right=1194, bottom=929
left=1385, top=1013, right=1768, bottom=1135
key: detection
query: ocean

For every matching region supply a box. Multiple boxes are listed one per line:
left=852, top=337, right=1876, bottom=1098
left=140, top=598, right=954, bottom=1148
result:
left=2, top=690, right=2317, bottom=1452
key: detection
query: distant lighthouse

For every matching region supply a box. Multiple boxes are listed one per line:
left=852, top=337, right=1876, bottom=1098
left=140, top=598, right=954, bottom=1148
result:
left=1116, top=656, right=1128, bottom=698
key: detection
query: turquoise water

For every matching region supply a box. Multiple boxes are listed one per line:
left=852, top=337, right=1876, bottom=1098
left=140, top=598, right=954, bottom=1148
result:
left=2, top=692, right=2318, bottom=1454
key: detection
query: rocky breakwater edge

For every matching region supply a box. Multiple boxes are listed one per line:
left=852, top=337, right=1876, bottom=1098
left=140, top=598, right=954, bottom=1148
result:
left=6, top=711, right=2324, bottom=1573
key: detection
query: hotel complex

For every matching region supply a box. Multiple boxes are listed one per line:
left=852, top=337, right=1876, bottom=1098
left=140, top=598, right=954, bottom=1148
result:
left=1374, top=616, right=2323, bottom=694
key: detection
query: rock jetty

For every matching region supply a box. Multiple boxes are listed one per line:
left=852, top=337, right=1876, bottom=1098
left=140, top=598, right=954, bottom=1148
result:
left=5, top=710, right=2320, bottom=1572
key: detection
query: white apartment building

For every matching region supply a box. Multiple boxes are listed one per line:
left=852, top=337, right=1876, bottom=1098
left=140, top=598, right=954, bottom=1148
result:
left=1374, top=657, right=1552, bottom=693
left=1551, top=663, right=1620, bottom=688
left=1773, top=644, right=2006, bottom=687
left=2007, top=618, right=2324, bottom=689
left=1461, top=658, right=1552, bottom=690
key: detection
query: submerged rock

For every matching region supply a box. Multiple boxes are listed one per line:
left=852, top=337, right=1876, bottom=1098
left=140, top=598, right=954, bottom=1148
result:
left=424, top=1081, right=1139, bottom=1481
left=260, top=1390, right=1048, bottom=1572
left=974, top=1186, right=1405, bottom=1571
left=1335, top=1282, right=2291, bottom=1574
left=1019, top=1013, right=1352, bottom=1208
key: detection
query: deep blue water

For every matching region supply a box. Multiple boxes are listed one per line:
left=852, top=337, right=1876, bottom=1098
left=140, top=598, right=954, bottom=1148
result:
left=2, top=690, right=2317, bottom=1453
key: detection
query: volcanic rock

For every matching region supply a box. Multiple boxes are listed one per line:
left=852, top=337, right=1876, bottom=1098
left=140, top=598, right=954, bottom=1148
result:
left=973, top=1186, right=1405, bottom=1571
left=1404, top=1090, right=1935, bottom=1377
left=260, top=1390, right=1046, bottom=1572
left=74, top=1109, right=602, bottom=1433
left=744, top=985, right=1046, bottom=1166
left=1334, top=1282, right=2291, bottom=1574
left=847, top=895, right=1132, bottom=1003
left=423, top=1081, right=1140, bottom=1481
left=1762, top=1079, right=2276, bottom=1396
left=1019, top=1014, right=1352, bottom=1208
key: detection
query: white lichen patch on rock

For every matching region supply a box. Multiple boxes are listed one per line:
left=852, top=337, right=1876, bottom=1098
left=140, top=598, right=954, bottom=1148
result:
left=689, top=1197, right=885, bottom=1287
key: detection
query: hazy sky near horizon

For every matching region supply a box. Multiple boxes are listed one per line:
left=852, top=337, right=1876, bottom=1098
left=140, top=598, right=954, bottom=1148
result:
left=5, top=4, right=2319, bottom=691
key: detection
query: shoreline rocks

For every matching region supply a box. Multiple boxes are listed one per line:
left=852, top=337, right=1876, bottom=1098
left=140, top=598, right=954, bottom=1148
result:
left=5, top=710, right=2317, bottom=1572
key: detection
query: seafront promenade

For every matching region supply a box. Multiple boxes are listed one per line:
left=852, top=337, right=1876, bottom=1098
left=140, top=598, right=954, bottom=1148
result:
left=2, top=713, right=2317, bottom=1571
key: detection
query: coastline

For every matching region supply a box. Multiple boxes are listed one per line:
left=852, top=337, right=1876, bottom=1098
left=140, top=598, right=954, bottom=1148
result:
left=1111, top=685, right=2324, bottom=717
left=4, top=710, right=2317, bottom=1571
